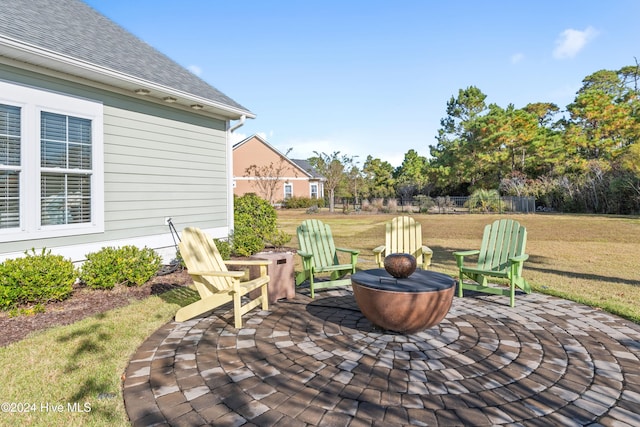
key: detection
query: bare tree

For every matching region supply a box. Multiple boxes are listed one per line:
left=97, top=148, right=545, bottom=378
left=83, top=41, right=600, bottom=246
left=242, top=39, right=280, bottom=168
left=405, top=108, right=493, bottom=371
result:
left=308, top=151, right=355, bottom=212
left=244, top=148, right=296, bottom=204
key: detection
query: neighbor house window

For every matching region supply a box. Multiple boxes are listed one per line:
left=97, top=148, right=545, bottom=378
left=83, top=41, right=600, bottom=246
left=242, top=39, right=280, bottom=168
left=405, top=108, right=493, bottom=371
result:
left=0, top=80, right=104, bottom=242
left=284, top=183, right=293, bottom=200
left=310, top=183, right=318, bottom=199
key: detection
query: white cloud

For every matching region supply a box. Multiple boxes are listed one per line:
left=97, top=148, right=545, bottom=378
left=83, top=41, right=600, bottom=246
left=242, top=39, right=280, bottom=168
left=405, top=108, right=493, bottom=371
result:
left=187, top=65, right=203, bottom=76
left=230, top=131, right=247, bottom=144
left=511, top=53, right=525, bottom=64
left=553, top=26, right=598, bottom=59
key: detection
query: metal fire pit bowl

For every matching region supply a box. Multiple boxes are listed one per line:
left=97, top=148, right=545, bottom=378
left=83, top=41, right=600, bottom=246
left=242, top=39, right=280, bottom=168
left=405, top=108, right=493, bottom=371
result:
left=351, top=268, right=456, bottom=333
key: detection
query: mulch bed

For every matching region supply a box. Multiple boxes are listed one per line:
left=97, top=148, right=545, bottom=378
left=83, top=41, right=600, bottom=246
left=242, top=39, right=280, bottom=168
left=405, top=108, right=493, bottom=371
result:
left=0, top=268, right=193, bottom=348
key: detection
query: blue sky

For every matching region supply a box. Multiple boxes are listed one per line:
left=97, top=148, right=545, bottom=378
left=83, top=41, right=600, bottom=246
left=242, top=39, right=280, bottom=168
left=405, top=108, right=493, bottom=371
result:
left=85, top=0, right=640, bottom=167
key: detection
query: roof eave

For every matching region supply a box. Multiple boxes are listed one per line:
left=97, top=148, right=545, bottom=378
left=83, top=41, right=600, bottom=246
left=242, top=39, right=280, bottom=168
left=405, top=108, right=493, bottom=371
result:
left=0, top=36, right=254, bottom=120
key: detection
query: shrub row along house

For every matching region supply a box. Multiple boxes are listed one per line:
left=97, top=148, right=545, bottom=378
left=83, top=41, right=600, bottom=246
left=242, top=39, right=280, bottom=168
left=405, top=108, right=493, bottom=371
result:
left=0, top=0, right=253, bottom=263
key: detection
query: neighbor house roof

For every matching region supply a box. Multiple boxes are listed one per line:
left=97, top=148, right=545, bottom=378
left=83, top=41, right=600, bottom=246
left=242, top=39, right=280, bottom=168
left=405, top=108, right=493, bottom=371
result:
left=291, top=159, right=324, bottom=179
left=233, top=134, right=325, bottom=180
left=0, top=0, right=253, bottom=119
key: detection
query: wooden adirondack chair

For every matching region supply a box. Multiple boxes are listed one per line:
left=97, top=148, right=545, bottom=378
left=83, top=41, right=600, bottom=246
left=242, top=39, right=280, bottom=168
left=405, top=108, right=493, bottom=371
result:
left=373, top=216, right=433, bottom=269
left=454, top=219, right=531, bottom=307
left=176, top=227, right=271, bottom=328
left=295, top=219, right=359, bottom=298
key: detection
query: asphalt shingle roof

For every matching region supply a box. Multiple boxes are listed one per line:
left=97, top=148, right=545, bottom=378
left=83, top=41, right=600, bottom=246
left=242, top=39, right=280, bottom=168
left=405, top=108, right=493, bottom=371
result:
left=291, top=159, right=324, bottom=179
left=0, top=0, right=251, bottom=114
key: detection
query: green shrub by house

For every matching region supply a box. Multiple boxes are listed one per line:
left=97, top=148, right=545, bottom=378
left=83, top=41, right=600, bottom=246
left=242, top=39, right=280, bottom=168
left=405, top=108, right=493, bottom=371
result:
left=80, top=245, right=162, bottom=289
left=213, top=238, right=232, bottom=260
left=233, top=193, right=291, bottom=256
left=0, top=249, right=77, bottom=309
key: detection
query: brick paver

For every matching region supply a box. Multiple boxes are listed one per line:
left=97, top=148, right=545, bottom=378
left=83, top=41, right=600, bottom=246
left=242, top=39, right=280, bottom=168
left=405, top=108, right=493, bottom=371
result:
left=123, top=287, right=640, bottom=426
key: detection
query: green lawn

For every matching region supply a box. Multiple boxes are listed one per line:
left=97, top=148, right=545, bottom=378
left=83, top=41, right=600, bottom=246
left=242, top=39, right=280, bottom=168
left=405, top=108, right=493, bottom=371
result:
left=0, top=212, right=638, bottom=426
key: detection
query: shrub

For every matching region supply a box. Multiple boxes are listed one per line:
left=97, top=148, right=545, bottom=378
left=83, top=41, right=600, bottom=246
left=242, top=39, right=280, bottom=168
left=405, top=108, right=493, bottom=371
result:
left=371, top=198, right=385, bottom=212
left=9, top=303, right=45, bottom=317
left=466, top=189, right=502, bottom=213
left=415, top=195, right=435, bottom=213
left=213, top=238, right=232, bottom=260
left=265, top=229, right=291, bottom=249
left=283, top=196, right=325, bottom=209
left=233, top=193, right=279, bottom=256
left=385, top=198, right=398, bottom=213
left=80, top=245, right=161, bottom=289
left=0, top=248, right=77, bottom=309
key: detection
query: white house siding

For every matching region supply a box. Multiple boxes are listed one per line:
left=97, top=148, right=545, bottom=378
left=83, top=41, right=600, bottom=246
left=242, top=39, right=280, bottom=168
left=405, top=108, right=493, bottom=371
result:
left=0, top=64, right=231, bottom=263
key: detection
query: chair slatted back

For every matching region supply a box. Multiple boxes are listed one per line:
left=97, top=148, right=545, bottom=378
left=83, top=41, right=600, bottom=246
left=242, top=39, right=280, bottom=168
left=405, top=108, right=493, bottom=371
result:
left=179, top=227, right=233, bottom=292
left=297, top=219, right=338, bottom=269
left=477, top=219, right=527, bottom=273
left=386, top=216, right=422, bottom=256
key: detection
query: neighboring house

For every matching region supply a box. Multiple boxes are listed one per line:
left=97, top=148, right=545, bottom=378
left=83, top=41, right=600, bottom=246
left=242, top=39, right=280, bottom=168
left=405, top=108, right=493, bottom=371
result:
left=0, top=0, right=254, bottom=263
left=233, top=135, right=324, bottom=203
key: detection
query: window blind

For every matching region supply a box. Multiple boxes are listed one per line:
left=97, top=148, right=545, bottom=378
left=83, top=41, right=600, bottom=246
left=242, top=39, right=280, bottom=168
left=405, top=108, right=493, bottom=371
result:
left=0, top=104, right=21, bottom=229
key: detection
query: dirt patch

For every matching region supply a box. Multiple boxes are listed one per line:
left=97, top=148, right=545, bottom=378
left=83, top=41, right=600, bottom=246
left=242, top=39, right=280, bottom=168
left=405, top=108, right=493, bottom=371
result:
left=0, top=268, right=193, bottom=348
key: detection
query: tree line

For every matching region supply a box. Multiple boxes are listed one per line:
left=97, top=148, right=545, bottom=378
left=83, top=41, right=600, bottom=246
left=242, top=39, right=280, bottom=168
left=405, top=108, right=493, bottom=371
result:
left=308, top=62, right=640, bottom=214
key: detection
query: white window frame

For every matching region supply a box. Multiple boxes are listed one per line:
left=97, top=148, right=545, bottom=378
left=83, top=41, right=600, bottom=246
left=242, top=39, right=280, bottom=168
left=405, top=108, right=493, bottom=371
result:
left=0, top=80, right=104, bottom=242
left=283, top=183, right=293, bottom=200
left=310, top=183, right=318, bottom=199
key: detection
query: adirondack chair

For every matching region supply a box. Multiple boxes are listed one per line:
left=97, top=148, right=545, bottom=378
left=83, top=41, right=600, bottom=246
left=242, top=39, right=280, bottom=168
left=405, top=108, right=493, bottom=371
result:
left=295, top=219, right=359, bottom=298
left=373, top=216, right=433, bottom=269
left=176, top=227, right=271, bottom=328
left=454, top=219, right=531, bottom=307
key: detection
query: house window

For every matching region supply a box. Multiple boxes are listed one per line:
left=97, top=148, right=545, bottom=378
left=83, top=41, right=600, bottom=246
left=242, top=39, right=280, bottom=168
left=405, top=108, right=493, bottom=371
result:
left=0, top=80, right=104, bottom=242
left=310, top=183, right=318, bottom=199
left=284, top=183, right=293, bottom=200
left=0, top=104, right=21, bottom=229
left=41, top=112, right=93, bottom=225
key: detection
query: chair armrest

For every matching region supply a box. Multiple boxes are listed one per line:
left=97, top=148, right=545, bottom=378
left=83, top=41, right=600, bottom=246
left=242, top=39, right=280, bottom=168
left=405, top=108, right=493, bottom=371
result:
left=224, top=260, right=272, bottom=267
left=373, top=246, right=386, bottom=267
left=421, top=245, right=433, bottom=255
left=337, top=247, right=359, bottom=272
left=453, top=250, right=480, bottom=257
left=336, top=247, right=360, bottom=255
left=296, top=250, right=312, bottom=259
left=418, top=246, right=434, bottom=268
left=188, top=269, right=246, bottom=278
left=453, top=249, right=479, bottom=268
left=509, top=254, right=529, bottom=263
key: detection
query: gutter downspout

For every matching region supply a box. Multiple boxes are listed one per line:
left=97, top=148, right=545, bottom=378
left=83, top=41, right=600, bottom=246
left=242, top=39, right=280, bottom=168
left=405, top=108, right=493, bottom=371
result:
left=227, top=115, right=247, bottom=236
left=229, top=114, right=246, bottom=133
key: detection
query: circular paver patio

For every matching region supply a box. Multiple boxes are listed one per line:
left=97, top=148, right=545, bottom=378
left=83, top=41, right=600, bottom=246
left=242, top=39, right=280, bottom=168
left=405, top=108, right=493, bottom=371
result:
left=123, top=288, right=640, bottom=426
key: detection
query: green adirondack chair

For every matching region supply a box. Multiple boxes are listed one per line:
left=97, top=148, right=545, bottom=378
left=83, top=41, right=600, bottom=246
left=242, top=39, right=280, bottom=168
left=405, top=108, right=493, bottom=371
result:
left=373, top=216, right=433, bottom=269
left=295, top=219, right=359, bottom=298
left=454, top=219, right=531, bottom=307
left=176, top=227, right=270, bottom=328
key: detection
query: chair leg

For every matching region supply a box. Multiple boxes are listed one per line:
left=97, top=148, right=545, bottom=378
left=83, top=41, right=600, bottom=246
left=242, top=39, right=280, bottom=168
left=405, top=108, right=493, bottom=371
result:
left=261, top=284, right=269, bottom=311
left=309, top=275, right=315, bottom=299
left=458, top=273, right=465, bottom=298
left=509, top=282, right=516, bottom=307
left=233, top=293, right=242, bottom=328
